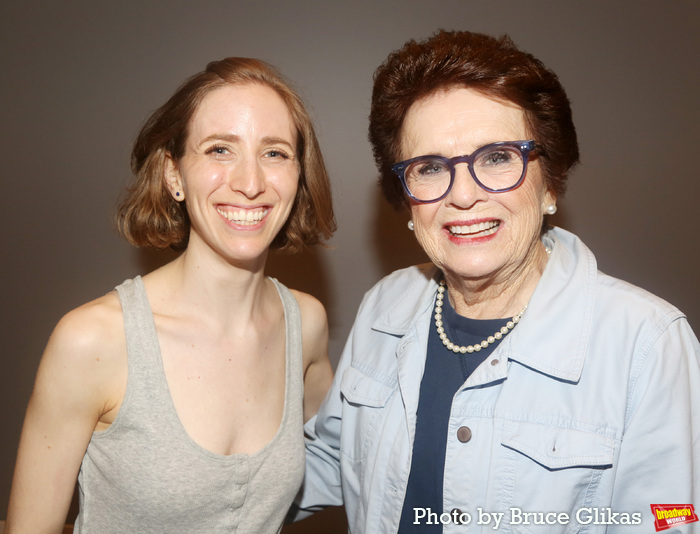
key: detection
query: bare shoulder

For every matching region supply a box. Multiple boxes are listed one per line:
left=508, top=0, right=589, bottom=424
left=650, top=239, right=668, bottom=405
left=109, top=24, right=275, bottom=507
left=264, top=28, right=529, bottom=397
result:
left=48, top=291, right=124, bottom=365
left=288, top=289, right=329, bottom=370
left=288, top=289, right=329, bottom=340
left=289, top=290, right=333, bottom=421
left=39, top=291, right=126, bottom=413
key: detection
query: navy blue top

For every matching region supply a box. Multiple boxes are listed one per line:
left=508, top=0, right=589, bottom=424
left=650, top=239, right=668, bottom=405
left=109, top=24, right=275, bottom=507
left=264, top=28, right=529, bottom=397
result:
left=398, top=292, right=508, bottom=533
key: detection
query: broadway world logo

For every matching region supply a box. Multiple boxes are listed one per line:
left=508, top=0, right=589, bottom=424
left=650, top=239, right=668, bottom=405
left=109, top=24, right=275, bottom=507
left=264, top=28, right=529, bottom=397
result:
left=650, top=504, right=698, bottom=531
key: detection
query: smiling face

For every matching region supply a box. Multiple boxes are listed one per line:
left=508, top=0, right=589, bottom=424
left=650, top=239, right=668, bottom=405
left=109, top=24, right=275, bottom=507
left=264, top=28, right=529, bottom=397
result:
left=401, top=87, right=554, bottom=291
left=165, top=83, right=299, bottom=269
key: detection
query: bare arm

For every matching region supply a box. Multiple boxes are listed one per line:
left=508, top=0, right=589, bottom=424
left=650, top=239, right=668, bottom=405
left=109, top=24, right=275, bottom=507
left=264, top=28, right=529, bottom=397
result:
left=293, top=291, right=333, bottom=423
left=6, top=295, right=125, bottom=533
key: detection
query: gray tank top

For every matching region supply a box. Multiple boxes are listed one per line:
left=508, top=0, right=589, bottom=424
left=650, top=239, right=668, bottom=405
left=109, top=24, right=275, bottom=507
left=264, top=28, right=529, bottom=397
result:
left=74, top=277, right=305, bottom=533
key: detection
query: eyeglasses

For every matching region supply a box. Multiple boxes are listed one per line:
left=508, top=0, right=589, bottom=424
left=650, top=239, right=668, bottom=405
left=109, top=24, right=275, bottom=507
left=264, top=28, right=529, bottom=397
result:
left=392, top=140, right=537, bottom=204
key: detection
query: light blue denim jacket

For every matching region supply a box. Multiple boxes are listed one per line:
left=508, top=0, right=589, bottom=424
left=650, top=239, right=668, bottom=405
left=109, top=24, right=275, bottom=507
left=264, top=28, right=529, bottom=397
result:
left=298, top=228, right=700, bottom=533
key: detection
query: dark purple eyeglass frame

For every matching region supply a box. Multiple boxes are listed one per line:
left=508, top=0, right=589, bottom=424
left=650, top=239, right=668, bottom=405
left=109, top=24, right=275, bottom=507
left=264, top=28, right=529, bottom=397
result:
left=391, top=140, right=537, bottom=204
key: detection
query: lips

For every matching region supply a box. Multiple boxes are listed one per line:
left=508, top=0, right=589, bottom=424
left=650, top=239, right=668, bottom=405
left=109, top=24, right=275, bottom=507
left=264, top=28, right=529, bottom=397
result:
left=447, top=220, right=500, bottom=237
left=216, top=206, right=269, bottom=226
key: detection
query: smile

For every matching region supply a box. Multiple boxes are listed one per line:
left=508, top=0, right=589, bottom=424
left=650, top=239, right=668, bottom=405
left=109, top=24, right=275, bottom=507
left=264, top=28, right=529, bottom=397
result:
left=216, top=207, right=269, bottom=226
left=448, top=220, right=500, bottom=237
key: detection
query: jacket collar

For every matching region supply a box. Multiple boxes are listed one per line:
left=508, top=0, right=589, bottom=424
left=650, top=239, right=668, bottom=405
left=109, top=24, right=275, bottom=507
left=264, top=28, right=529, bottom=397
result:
left=504, top=227, right=596, bottom=383
left=370, top=264, right=441, bottom=337
left=370, top=227, right=596, bottom=384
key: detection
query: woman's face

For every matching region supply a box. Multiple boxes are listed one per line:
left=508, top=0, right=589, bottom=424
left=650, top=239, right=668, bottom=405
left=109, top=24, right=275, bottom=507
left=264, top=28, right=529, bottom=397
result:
left=401, top=87, right=554, bottom=286
left=166, top=83, right=299, bottom=267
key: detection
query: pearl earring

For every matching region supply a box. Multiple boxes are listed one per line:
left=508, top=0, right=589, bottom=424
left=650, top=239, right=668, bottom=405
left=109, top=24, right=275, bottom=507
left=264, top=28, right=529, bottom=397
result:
left=545, top=204, right=557, bottom=215
left=408, top=220, right=415, bottom=231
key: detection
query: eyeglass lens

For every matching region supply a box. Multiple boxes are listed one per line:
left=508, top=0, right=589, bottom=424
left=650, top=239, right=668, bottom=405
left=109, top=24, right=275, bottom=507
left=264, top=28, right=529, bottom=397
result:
left=404, top=145, right=525, bottom=201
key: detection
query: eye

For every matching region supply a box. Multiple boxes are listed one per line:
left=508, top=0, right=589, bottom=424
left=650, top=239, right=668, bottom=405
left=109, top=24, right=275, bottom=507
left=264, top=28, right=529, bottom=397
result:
left=419, top=163, right=441, bottom=175
left=262, top=149, right=292, bottom=164
left=204, top=144, right=231, bottom=157
left=265, top=148, right=289, bottom=159
left=479, top=149, right=512, bottom=166
left=475, top=146, right=523, bottom=168
left=409, top=158, right=449, bottom=179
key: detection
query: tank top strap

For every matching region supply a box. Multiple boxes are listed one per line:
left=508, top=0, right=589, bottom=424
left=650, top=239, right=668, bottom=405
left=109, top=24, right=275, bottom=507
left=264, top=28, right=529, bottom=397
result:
left=113, top=276, right=169, bottom=413
left=114, top=276, right=160, bottom=367
left=269, top=278, right=304, bottom=405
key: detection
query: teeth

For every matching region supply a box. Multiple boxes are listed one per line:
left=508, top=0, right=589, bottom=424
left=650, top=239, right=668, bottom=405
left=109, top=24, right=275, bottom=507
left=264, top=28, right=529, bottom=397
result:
left=217, top=207, right=268, bottom=225
left=448, top=220, right=499, bottom=236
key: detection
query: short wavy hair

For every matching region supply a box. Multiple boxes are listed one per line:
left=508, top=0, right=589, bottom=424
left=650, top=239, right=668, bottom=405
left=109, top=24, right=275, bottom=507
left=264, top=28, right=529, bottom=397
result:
left=117, top=57, right=335, bottom=252
left=369, top=30, right=579, bottom=209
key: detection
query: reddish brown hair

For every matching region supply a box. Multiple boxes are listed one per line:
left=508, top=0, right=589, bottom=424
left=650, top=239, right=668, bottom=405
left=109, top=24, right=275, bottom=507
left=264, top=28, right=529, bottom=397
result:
left=117, top=57, right=335, bottom=252
left=369, top=30, right=579, bottom=209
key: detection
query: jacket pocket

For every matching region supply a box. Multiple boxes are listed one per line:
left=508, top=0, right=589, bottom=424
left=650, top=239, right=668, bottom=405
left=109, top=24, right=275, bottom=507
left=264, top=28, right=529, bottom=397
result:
left=339, top=366, right=397, bottom=465
left=340, top=365, right=396, bottom=408
left=499, top=421, right=615, bottom=529
left=502, top=421, right=614, bottom=470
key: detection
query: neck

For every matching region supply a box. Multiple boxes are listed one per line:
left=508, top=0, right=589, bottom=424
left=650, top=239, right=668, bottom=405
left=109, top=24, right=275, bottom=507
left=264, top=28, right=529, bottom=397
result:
left=146, top=236, right=272, bottom=333
left=444, top=241, right=549, bottom=320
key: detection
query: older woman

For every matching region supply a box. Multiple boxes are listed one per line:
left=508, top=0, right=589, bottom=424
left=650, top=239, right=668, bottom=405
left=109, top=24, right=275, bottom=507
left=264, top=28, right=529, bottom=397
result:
left=7, top=58, right=335, bottom=533
left=297, top=31, right=699, bottom=532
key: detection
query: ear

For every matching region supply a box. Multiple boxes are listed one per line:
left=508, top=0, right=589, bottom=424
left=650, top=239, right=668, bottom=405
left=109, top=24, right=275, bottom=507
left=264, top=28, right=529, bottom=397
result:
left=542, top=190, right=557, bottom=214
left=164, top=153, right=185, bottom=201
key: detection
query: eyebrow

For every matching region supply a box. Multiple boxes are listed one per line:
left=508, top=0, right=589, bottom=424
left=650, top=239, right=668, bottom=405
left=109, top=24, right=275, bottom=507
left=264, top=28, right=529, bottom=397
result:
left=261, top=136, right=296, bottom=152
left=198, top=133, right=240, bottom=146
left=197, top=133, right=296, bottom=152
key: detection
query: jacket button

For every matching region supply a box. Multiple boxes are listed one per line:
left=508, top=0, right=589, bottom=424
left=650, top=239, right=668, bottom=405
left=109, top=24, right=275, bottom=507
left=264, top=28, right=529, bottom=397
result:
left=451, top=508, right=467, bottom=524
left=457, top=426, right=472, bottom=443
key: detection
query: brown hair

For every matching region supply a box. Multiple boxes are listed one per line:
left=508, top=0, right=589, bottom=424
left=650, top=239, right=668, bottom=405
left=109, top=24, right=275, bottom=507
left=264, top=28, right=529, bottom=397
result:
left=369, top=30, right=579, bottom=209
left=117, top=57, right=335, bottom=252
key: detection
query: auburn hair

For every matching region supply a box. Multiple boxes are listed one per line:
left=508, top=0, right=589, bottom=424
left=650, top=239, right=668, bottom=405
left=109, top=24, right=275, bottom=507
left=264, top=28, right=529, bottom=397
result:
left=117, top=57, right=335, bottom=252
left=369, top=30, right=579, bottom=209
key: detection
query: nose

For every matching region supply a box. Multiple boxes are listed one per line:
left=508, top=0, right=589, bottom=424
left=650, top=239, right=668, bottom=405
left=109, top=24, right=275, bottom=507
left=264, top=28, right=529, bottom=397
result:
left=446, top=162, right=487, bottom=208
left=229, top=155, right=266, bottom=198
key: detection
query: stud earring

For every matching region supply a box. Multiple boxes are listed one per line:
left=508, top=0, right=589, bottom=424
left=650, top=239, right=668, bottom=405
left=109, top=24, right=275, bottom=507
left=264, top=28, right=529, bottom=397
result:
left=408, top=220, right=415, bottom=231
left=545, top=204, right=557, bottom=215
left=175, top=191, right=180, bottom=197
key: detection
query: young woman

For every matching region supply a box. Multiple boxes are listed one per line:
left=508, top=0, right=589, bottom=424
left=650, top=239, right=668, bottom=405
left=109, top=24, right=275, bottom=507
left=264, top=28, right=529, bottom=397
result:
left=7, top=57, right=336, bottom=534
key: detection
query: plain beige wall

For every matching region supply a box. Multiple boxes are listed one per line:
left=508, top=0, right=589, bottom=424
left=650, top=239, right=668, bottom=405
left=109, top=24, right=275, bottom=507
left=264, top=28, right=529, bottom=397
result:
left=2, top=0, right=699, bottom=523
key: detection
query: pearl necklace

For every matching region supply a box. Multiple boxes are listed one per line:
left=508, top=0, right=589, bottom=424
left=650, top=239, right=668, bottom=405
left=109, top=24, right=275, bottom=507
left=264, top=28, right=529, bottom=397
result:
left=434, top=245, right=549, bottom=355
left=435, top=281, right=526, bottom=354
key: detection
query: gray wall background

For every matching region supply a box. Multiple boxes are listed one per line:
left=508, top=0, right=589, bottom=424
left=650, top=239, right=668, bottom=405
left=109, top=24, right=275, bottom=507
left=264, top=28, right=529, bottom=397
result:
left=2, top=0, right=699, bottom=518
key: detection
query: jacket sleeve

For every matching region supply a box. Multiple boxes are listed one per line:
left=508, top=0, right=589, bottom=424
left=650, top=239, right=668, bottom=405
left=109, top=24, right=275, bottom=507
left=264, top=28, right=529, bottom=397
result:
left=292, top=296, right=367, bottom=517
left=610, top=315, right=700, bottom=531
